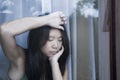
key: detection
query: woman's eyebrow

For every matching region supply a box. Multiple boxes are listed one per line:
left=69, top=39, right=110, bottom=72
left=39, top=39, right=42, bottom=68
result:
left=49, top=35, right=62, bottom=38
left=49, top=36, right=54, bottom=38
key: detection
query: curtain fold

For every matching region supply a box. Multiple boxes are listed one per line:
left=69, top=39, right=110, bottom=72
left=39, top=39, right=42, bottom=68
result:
left=98, top=0, right=110, bottom=80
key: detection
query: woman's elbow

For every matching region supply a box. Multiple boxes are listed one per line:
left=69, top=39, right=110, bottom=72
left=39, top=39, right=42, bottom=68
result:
left=0, top=24, right=13, bottom=37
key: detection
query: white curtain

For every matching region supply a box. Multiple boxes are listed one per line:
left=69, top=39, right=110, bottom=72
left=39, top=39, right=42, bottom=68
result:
left=0, top=0, right=77, bottom=80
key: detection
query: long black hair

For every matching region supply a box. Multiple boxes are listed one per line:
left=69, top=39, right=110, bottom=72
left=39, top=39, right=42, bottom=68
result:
left=25, top=25, right=69, bottom=80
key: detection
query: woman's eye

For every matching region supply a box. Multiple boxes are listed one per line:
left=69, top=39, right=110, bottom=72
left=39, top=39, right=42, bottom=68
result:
left=58, top=39, right=62, bottom=42
left=48, top=38, right=53, bottom=41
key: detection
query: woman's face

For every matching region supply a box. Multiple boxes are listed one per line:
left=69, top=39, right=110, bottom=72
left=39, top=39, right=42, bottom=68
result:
left=41, top=29, right=62, bottom=57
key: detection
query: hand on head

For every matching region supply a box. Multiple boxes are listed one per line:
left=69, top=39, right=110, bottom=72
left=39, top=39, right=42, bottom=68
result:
left=47, top=11, right=67, bottom=30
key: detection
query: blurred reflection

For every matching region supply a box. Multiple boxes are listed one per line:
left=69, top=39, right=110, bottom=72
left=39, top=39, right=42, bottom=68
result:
left=76, top=0, right=99, bottom=18
left=0, top=0, right=14, bottom=14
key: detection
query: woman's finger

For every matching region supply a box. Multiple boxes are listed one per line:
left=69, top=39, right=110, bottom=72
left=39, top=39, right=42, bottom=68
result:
left=56, top=46, right=64, bottom=57
left=59, top=26, right=64, bottom=30
left=60, top=46, right=64, bottom=53
left=62, top=17, right=67, bottom=21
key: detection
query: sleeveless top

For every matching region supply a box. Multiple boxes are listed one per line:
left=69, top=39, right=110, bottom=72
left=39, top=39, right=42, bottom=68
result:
left=21, top=75, right=28, bottom=80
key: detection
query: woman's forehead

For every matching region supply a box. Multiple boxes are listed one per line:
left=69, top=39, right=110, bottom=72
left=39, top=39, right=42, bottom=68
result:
left=49, top=29, right=62, bottom=37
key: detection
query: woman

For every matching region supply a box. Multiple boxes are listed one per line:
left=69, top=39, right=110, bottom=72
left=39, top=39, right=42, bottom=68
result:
left=0, top=11, right=69, bottom=80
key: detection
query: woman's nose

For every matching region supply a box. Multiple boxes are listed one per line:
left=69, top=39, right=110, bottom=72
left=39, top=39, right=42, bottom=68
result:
left=52, top=41, right=58, bottom=49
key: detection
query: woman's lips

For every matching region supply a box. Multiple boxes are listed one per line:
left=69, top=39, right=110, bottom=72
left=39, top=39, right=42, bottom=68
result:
left=50, top=51, right=57, bottom=54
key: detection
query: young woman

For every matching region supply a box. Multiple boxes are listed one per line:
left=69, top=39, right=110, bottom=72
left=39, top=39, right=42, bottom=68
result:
left=0, top=11, right=69, bottom=80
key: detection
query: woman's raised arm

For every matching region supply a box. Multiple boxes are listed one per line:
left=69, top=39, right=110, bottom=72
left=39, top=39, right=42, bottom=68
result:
left=0, top=11, right=66, bottom=36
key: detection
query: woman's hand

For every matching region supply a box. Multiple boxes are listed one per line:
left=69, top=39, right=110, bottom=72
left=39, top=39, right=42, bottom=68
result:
left=49, top=46, right=64, bottom=63
left=49, top=46, right=65, bottom=80
left=47, top=11, right=67, bottom=30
